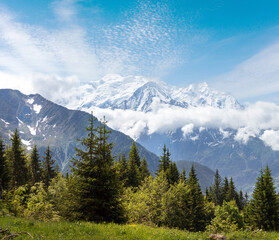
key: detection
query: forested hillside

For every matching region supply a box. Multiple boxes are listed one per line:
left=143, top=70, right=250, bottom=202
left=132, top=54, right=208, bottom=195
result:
left=1, top=114, right=279, bottom=239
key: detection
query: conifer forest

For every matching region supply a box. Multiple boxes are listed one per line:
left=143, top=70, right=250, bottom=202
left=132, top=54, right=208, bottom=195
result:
left=1, top=115, right=279, bottom=239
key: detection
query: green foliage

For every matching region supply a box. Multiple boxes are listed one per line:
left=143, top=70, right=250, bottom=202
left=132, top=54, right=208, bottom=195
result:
left=115, top=154, right=129, bottom=187
left=247, top=165, right=279, bottom=231
left=48, top=173, right=76, bottom=220
left=123, top=173, right=168, bottom=225
left=161, top=165, right=207, bottom=231
left=0, top=136, right=9, bottom=192
left=7, top=129, right=28, bottom=188
left=161, top=180, right=190, bottom=229
left=7, top=185, right=30, bottom=216
left=71, top=115, right=124, bottom=223
left=165, top=162, right=179, bottom=186
left=156, top=145, right=170, bottom=175
left=127, top=142, right=141, bottom=188
left=129, top=141, right=141, bottom=168
left=210, top=169, right=223, bottom=206
left=186, top=165, right=207, bottom=231
left=207, top=200, right=244, bottom=233
left=139, top=156, right=150, bottom=182
left=29, top=145, right=42, bottom=185
left=24, top=182, right=59, bottom=221
left=42, top=146, right=57, bottom=189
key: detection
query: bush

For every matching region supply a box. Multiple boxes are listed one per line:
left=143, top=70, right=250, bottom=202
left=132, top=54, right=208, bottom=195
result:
left=122, top=174, right=168, bottom=225
left=206, top=200, right=244, bottom=233
left=24, top=182, right=59, bottom=221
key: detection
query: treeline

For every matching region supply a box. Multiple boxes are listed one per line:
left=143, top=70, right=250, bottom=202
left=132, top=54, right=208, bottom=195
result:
left=0, top=116, right=279, bottom=232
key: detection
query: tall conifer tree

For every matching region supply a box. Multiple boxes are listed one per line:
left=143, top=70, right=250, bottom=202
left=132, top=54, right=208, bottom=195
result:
left=247, top=165, right=279, bottom=231
left=8, top=129, right=28, bottom=187
left=127, top=142, right=141, bottom=187
left=139, top=156, right=150, bottom=182
left=210, top=169, right=222, bottom=206
left=42, top=146, right=57, bottom=189
left=72, top=115, right=123, bottom=222
left=0, top=136, right=8, bottom=195
left=166, top=162, right=179, bottom=186
left=186, top=165, right=206, bottom=231
left=30, top=145, right=42, bottom=185
left=156, top=145, right=170, bottom=174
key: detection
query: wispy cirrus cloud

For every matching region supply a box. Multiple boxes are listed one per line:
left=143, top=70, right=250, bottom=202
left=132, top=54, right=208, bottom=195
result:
left=0, top=0, right=191, bottom=100
left=211, top=40, right=279, bottom=101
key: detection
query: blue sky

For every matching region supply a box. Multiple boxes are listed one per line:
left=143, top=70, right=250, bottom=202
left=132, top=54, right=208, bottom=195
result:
left=0, top=0, right=279, bottom=103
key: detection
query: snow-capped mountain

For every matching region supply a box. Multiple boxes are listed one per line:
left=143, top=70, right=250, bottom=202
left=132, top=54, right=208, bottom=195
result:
left=56, top=74, right=279, bottom=194
left=61, top=74, right=241, bottom=112
left=0, top=89, right=159, bottom=173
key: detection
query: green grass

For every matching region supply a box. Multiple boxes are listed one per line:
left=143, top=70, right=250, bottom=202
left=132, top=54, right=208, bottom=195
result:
left=0, top=216, right=279, bottom=240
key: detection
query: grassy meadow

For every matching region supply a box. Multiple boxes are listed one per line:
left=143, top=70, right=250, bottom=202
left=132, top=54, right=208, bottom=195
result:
left=0, top=216, right=279, bottom=240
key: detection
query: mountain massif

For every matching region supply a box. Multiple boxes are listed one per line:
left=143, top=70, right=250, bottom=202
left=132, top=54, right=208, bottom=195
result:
left=0, top=89, right=158, bottom=173
left=0, top=89, right=215, bottom=190
left=55, top=74, right=279, bottom=193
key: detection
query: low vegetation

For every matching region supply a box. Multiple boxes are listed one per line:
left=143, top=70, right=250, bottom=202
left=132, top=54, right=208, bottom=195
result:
left=1, top=216, right=279, bottom=240
left=0, top=115, right=279, bottom=239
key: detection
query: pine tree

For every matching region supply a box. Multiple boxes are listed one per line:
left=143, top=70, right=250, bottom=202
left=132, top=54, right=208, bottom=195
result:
left=179, top=169, right=187, bottom=183
left=221, top=176, right=229, bottom=202
left=72, top=115, right=124, bottom=222
left=8, top=129, right=28, bottom=188
left=210, top=169, right=223, bottom=206
left=0, top=136, right=9, bottom=196
left=186, top=165, right=206, bottom=231
left=129, top=141, right=141, bottom=168
left=139, top=156, right=150, bottom=182
left=156, top=145, right=170, bottom=174
left=247, top=165, right=279, bottom=231
left=166, top=162, right=179, bottom=186
left=127, top=142, right=141, bottom=188
left=42, top=146, right=57, bottom=189
left=115, top=154, right=129, bottom=187
left=30, top=145, right=42, bottom=185
left=238, top=190, right=245, bottom=210
left=227, top=177, right=240, bottom=208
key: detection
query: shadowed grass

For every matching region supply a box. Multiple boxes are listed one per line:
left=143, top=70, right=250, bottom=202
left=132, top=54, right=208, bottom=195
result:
left=0, top=216, right=279, bottom=239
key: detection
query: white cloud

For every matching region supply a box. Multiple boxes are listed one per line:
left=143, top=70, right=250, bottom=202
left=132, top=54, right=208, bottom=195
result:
left=0, top=1, right=191, bottom=100
left=212, top=41, right=279, bottom=100
left=234, top=127, right=259, bottom=144
left=182, top=123, right=194, bottom=138
left=260, top=130, right=279, bottom=151
left=87, top=101, right=279, bottom=150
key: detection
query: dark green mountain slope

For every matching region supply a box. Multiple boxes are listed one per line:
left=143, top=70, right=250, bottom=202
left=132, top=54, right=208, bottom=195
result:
left=0, top=89, right=159, bottom=173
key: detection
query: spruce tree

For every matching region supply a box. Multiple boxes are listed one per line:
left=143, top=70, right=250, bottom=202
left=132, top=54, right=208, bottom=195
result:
left=139, top=156, right=150, bottom=182
left=116, top=154, right=129, bottom=187
left=186, top=165, right=206, bottom=231
left=210, top=169, right=222, bottom=206
left=156, top=145, right=170, bottom=174
left=248, top=165, right=279, bottom=231
left=129, top=141, right=141, bottom=168
left=0, top=136, right=9, bottom=195
left=30, top=145, right=42, bottom=185
left=8, top=129, right=28, bottom=188
left=221, top=176, right=229, bottom=202
left=227, top=177, right=240, bottom=208
left=72, top=115, right=124, bottom=222
left=166, top=162, right=179, bottom=186
left=179, top=169, right=187, bottom=183
left=127, top=142, right=141, bottom=188
left=42, top=146, right=57, bottom=189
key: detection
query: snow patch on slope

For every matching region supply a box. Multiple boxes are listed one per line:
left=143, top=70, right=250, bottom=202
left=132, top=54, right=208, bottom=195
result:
left=28, top=126, right=36, bottom=136
left=27, top=98, right=34, bottom=104
left=21, top=139, right=32, bottom=150
left=33, top=104, right=42, bottom=114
